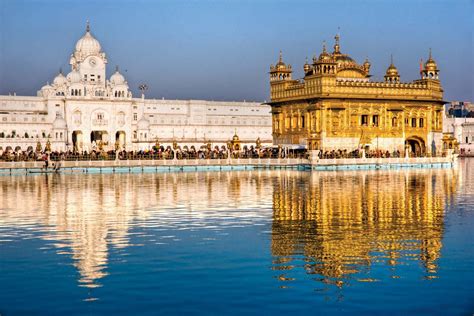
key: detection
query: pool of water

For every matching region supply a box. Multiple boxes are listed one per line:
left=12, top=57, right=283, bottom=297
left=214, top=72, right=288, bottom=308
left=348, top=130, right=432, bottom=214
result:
left=1, top=160, right=473, bottom=315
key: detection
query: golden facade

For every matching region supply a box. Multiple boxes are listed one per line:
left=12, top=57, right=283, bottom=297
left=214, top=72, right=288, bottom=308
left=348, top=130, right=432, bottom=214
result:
left=269, top=35, right=445, bottom=155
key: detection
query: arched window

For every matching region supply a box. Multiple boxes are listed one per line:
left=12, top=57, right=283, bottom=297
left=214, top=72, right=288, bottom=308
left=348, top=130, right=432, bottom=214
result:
left=392, top=117, right=397, bottom=127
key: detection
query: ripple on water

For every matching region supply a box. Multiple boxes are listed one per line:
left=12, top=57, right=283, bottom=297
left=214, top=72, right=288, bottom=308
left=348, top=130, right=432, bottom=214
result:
left=0, top=166, right=473, bottom=314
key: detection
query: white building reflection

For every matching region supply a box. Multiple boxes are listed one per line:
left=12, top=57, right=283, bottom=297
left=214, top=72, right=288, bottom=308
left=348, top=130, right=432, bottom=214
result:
left=0, top=171, right=273, bottom=288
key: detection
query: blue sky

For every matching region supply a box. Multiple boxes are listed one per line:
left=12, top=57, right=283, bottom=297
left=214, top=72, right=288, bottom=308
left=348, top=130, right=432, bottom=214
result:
left=0, top=0, right=472, bottom=102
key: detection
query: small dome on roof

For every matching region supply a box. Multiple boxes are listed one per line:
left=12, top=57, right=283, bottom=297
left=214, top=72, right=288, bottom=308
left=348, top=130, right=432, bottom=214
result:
left=110, top=66, right=126, bottom=85
left=386, top=63, right=399, bottom=76
left=67, top=70, right=81, bottom=83
left=425, top=50, right=438, bottom=71
left=41, top=83, right=53, bottom=90
left=53, top=71, right=67, bottom=86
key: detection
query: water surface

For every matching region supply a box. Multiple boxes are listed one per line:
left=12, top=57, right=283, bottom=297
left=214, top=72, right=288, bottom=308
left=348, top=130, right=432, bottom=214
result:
left=1, top=161, right=473, bottom=315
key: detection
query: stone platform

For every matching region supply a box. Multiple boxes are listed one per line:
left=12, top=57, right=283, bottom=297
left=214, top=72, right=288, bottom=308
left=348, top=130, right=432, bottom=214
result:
left=0, top=156, right=457, bottom=175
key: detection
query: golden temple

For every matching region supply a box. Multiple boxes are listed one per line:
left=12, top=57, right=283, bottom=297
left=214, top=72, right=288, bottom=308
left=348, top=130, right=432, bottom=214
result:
left=268, top=35, right=445, bottom=156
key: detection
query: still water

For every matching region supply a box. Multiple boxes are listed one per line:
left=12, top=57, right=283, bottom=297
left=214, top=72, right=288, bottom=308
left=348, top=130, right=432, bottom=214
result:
left=1, top=161, right=473, bottom=315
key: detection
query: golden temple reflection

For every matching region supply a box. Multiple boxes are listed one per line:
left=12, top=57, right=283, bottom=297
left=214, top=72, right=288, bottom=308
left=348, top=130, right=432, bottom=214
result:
left=0, top=171, right=273, bottom=288
left=271, top=168, right=458, bottom=286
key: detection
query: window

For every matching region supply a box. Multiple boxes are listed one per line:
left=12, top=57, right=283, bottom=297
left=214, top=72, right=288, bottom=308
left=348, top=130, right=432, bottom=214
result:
left=133, top=113, right=138, bottom=121
left=84, top=74, right=87, bottom=80
left=97, top=113, right=104, bottom=120
left=419, top=118, right=424, bottom=128
left=361, top=115, right=368, bottom=126
left=411, top=118, right=417, bottom=127
left=372, top=115, right=379, bottom=127
left=392, top=117, right=397, bottom=127
left=301, top=115, right=305, bottom=128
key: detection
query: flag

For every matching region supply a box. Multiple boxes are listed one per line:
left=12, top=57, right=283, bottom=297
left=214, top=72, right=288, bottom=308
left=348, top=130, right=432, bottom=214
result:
left=419, top=58, right=423, bottom=77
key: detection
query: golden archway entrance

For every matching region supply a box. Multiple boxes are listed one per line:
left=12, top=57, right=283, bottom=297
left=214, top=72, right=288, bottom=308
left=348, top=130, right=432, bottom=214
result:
left=405, top=137, right=425, bottom=157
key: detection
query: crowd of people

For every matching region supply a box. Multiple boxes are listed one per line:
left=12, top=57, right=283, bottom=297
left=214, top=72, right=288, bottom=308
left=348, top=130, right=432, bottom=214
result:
left=0, top=145, right=288, bottom=163
left=0, top=144, right=435, bottom=163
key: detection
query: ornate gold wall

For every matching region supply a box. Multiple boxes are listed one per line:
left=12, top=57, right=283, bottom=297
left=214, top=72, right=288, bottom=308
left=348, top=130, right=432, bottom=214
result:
left=269, top=37, right=444, bottom=155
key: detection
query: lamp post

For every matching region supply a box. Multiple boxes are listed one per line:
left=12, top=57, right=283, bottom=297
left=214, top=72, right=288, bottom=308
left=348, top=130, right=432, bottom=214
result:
left=138, top=84, right=148, bottom=99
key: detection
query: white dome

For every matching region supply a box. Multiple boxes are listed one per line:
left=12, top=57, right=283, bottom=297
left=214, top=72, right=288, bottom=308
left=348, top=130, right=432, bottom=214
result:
left=110, top=69, right=125, bottom=85
left=41, top=83, right=53, bottom=90
left=53, top=117, right=67, bottom=129
left=67, top=70, right=81, bottom=83
left=137, top=117, right=150, bottom=130
left=53, top=72, right=67, bottom=86
left=75, top=26, right=101, bottom=57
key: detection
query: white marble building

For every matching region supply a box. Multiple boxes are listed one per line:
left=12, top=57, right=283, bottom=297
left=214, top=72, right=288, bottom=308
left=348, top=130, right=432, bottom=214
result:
left=0, top=23, right=272, bottom=152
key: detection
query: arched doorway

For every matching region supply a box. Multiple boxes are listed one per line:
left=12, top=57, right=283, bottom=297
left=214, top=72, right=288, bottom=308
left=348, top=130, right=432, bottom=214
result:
left=115, top=131, right=126, bottom=150
left=405, top=137, right=425, bottom=157
left=72, top=131, right=83, bottom=152
left=90, top=131, right=109, bottom=149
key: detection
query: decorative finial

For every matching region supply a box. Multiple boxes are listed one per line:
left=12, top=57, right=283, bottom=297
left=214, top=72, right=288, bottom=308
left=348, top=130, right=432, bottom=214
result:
left=429, top=48, right=432, bottom=59
left=115, top=65, right=119, bottom=72
left=279, top=50, right=283, bottom=63
left=390, top=54, right=394, bottom=65
left=322, top=40, right=327, bottom=53
left=305, top=57, right=308, bottom=64
left=59, top=67, right=63, bottom=74
left=334, top=28, right=340, bottom=53
left=86, top=20, right=90, bottom=32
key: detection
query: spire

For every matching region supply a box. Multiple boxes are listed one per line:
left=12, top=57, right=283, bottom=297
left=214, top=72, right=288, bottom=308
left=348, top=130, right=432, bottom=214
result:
left=115, top=65, right=119, bottom=72
left=322, top=40, right=327, bottom=53
left=279, top=50, right=283, bottom=63
left=390, top=54, right=394, bottom=66
left=334, top=27, right=341, bottom=54
left=86, top=20, right=90, bottom=32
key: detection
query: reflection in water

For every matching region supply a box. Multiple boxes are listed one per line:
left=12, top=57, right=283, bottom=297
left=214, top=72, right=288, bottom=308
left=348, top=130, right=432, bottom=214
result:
left=0, top=172, right=273, bottom=288
left=271, top=169, right=458, bottom=287
left=0, top=167, right=459, bottom=293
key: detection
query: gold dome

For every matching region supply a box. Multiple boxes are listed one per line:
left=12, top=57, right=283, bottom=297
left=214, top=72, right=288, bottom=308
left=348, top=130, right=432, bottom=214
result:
left=303, top=57, right=311, bottom=72
left=276, top=50, right=286, bottom=68
left=318, top=42, right=332, bottom=62
left=425, top=49, right=438, bottom=71
left=386, top=55, right=399, bottom=76
left=386, top=64, right=399, bottom=76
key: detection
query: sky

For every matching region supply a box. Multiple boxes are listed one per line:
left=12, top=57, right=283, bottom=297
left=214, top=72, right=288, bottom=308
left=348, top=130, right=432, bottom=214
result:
left=0, top=0, right=472, bottom=102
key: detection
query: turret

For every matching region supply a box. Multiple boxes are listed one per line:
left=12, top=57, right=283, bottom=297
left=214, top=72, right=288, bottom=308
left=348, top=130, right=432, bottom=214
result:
left=384, top=55, right=400, bottom=83
left=421, top=49, right=439, bottom=80
left=270, top=51, right=292, bottom=82
left=313, top=42, right=336, bottom=75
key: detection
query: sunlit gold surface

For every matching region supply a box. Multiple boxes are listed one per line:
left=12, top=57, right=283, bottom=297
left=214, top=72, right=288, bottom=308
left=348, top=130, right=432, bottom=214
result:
left=269, top=35, right=444, bottom=153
